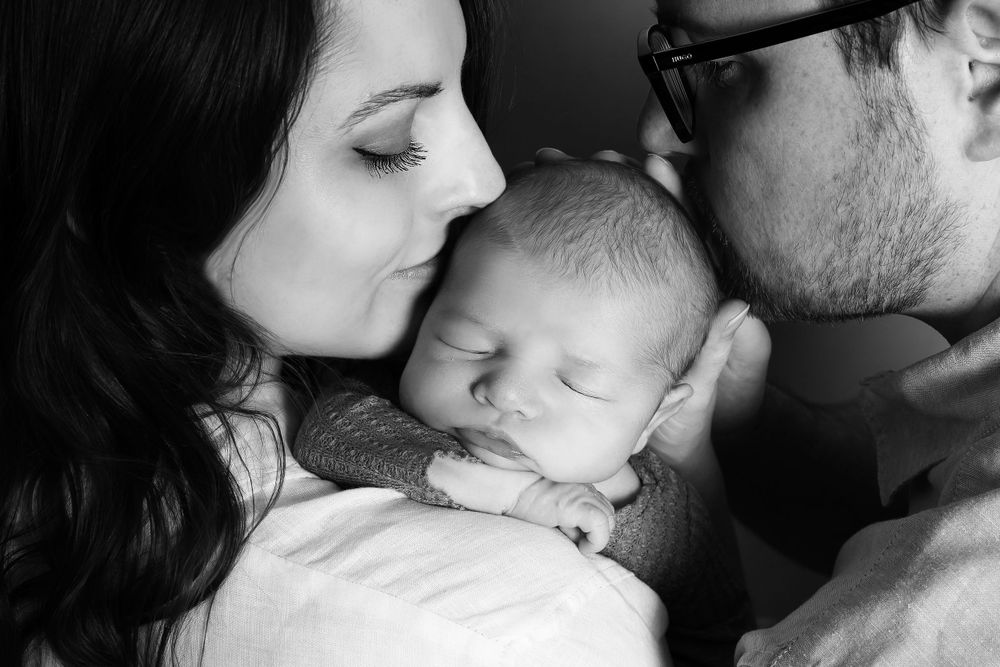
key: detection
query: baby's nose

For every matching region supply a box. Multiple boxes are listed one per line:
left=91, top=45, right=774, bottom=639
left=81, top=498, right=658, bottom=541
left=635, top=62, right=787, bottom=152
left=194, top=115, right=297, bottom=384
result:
left=472, top=370, right=542, bottom=420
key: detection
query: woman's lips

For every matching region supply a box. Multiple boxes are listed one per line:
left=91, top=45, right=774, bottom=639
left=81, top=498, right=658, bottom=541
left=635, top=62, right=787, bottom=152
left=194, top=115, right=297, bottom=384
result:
left=455, top=427, right=525, bottom=461
left=389, top=255, right=440, bottom=281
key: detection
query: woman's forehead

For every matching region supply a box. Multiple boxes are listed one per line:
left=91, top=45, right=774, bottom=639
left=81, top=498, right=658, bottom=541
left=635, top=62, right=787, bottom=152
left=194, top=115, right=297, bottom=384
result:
left=315, top=0, right=465, bottom=75
left=295, top=0, right=465, bottom=137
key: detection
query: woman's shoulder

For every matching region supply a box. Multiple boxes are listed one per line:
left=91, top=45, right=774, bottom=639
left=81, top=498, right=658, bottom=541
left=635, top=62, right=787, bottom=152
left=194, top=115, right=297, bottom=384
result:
left=178, top=460, right=671, bottom=666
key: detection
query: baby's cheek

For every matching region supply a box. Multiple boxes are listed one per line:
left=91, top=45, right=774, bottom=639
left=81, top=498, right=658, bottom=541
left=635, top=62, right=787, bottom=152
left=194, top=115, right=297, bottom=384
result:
left=403, top=361, right=464, bottom=430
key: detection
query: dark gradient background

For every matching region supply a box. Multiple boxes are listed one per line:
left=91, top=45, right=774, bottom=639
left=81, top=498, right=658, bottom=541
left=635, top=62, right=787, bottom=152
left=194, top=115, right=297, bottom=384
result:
left=485, top=0, right=949, bottom=623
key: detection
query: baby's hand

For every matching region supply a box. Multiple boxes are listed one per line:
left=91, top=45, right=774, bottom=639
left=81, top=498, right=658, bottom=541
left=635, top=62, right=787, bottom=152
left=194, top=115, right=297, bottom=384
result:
left=506, top=478, right=615, bottom=554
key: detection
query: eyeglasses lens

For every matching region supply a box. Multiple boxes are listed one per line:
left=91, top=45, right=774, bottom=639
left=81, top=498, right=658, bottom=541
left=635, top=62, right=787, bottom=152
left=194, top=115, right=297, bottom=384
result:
left=649, top=28, right=695, bottom=141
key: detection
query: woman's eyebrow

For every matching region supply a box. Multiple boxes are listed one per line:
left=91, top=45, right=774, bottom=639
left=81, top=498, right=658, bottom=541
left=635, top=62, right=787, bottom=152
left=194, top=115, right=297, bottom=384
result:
left=341, top=83, right=443, bottom=130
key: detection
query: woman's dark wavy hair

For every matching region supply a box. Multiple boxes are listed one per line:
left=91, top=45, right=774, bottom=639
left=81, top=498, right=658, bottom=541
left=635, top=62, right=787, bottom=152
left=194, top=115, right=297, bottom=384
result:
left=0, top=0, right=504, bottom=663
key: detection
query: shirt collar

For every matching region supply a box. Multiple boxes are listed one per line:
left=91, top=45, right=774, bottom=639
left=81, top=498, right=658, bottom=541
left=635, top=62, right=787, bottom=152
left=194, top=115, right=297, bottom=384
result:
left=861, top=316, right=1000, bottom=506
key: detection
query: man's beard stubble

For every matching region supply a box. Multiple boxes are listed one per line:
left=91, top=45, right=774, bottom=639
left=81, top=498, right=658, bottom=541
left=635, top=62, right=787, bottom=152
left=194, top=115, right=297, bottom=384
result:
left=684, top=73, right=964, bottom=324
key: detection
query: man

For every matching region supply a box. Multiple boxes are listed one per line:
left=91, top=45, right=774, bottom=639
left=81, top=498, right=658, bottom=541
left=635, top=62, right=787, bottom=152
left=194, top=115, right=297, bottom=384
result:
left=637, top=0, right=1000, bottom=664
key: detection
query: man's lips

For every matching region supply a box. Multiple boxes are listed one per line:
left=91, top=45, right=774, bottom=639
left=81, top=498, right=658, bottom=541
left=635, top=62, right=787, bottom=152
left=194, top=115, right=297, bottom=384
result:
left=455, top=427, right=525, bottom=461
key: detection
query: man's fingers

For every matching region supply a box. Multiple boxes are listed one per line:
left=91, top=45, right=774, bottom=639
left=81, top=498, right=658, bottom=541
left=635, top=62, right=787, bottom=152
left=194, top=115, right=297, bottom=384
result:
left=509, top=160, right=535, bottom=176
left=534, top=147, right=572, bottom=164
left=713, top=313, right=772, bottom=432
left=589, top=149, right=642, bottom=169
left=683, top=300, right=750, bottom=390
left=643, top=153, right=689, bottom=208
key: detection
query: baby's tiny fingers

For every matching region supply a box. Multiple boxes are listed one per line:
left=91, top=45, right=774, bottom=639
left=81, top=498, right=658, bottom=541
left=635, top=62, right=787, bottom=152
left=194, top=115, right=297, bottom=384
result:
left=577, top=510, right=612, bottom=554
left=560, top=526, right=583, bottom=543
left=584, top=484, right=615, bottom=520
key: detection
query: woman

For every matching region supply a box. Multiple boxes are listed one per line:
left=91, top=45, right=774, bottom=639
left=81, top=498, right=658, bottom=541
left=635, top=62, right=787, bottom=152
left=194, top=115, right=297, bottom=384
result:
left=2, top=0, right=672, bottom=664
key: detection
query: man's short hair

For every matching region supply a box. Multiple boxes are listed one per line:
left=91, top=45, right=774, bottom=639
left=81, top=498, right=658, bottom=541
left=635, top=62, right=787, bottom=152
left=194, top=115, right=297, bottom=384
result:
left=468, top=159, right=719, bottom=383
left=828, top=0, right=953, bottom=75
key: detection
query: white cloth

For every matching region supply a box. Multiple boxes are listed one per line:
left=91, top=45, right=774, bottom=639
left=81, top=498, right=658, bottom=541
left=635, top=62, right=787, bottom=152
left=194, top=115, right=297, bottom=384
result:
left=171, top=384, right=671, bottom=666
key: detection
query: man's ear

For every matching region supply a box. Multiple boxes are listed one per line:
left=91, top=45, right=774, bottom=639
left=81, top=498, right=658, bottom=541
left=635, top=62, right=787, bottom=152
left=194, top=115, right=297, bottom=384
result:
left=632, top=382, right=693, bottom=454
left=952, top=0, right=1000, bottom=160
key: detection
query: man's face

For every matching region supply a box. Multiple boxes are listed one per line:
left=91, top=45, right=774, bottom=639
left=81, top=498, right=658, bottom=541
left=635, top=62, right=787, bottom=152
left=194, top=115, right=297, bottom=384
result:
left=639, top=0, right=964, bottom=322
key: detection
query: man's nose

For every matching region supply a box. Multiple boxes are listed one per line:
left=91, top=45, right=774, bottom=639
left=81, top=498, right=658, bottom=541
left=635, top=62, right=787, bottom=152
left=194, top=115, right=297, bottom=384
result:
left=637, top=90, right=700, bottom=158
left=471, top=369, right=542, bottom=420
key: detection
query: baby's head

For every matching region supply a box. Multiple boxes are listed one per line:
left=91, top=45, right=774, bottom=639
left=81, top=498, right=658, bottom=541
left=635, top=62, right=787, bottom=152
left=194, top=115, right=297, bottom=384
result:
left=400, top=160, right=719, bottom=483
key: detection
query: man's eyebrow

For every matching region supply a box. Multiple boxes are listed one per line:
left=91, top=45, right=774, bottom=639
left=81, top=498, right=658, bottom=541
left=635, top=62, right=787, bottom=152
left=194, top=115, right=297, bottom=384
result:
left=341, top=83, right=443, bottom=130
left=654, top=5, right=729, bottom=40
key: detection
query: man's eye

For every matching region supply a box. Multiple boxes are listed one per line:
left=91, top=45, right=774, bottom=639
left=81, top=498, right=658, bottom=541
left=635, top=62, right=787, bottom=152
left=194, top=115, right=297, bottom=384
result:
left=691, top=59, right=741, bottom=88
left=354, top=140, right=428, bottom=178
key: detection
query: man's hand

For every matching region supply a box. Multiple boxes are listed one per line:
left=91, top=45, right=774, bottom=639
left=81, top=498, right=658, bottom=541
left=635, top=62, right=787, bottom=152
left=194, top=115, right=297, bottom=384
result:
left=506, top=478, right=615, bottom=555
left=648, top=300, right=767, bottom=465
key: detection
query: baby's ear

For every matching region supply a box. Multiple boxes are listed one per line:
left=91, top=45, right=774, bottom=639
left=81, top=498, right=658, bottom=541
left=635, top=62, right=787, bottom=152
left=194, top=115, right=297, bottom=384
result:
left=633, top=383, right=693, bottom=453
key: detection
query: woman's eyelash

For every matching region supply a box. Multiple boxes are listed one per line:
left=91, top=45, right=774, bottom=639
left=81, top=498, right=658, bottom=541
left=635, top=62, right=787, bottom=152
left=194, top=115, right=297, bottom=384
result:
left=355, top=140, right=427, bottom=178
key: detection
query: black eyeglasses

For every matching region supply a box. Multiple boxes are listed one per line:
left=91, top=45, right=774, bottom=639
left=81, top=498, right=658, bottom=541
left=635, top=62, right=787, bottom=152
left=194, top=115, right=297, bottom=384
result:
left=638, top=0, right=922, bottom=143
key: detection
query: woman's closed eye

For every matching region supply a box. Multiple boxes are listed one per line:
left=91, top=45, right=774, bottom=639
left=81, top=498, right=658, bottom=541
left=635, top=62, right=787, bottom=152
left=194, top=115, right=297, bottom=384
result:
left=354, top=140, right=427, bottom=178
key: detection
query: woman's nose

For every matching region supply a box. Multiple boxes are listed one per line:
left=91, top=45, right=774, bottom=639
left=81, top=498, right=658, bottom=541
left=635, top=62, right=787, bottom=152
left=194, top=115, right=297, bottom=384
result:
left=637, top=90, right=697, bottom=158
left=439, top=110, right=505, bottom=217
left=471, top=369, right=542, bottom=420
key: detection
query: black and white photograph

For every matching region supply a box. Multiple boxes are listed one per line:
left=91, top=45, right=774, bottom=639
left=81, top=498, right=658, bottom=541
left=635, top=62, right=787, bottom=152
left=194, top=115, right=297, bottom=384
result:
left=3, top=0, right=996, bottom=664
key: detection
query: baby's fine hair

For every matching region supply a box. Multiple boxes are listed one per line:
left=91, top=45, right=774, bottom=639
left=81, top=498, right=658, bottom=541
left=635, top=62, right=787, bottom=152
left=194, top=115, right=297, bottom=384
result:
left=473, top=159, right=720, bottom=381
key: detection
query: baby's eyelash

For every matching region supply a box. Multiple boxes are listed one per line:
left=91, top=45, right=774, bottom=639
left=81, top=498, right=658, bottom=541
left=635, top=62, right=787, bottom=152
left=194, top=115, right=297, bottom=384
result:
left=559, top=378, right=605, bottom=401
left=355, top=141, right=427, bottom=178
left=437, top=336, right=491, bottom=356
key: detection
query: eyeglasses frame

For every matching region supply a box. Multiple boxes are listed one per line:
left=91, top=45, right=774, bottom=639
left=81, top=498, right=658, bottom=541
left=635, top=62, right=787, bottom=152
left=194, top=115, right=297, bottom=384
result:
left=638, top=0, right=924, bottom=142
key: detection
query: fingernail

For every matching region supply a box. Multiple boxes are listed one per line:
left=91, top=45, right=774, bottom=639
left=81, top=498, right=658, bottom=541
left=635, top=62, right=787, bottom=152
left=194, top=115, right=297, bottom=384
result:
left=535, top=146, right=563, bottom=155
left=652, top=151, right=691, bottom=169
left=725, top=304, right=751, bottom=333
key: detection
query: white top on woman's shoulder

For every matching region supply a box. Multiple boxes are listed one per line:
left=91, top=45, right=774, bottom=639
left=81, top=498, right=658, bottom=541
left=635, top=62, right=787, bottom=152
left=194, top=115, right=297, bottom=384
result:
left=171, top=383, right=672, bottom=666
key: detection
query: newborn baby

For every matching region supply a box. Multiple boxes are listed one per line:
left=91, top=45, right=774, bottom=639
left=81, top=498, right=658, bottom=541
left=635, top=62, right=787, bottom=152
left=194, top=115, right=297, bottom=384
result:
left=295, top=159, right=752, bottom=667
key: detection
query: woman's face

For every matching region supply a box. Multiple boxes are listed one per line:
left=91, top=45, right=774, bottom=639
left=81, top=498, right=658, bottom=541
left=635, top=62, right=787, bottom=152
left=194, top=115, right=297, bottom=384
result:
left=206, top=0, right=504, bottom=359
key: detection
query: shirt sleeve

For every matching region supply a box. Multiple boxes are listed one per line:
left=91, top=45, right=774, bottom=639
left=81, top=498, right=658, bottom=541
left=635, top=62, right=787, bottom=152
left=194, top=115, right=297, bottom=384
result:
left=292, top=382, right=475, bottom=509
left=736, top=430, right=1000, bottom=665
left=603, top=450, right=753, bottom=667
